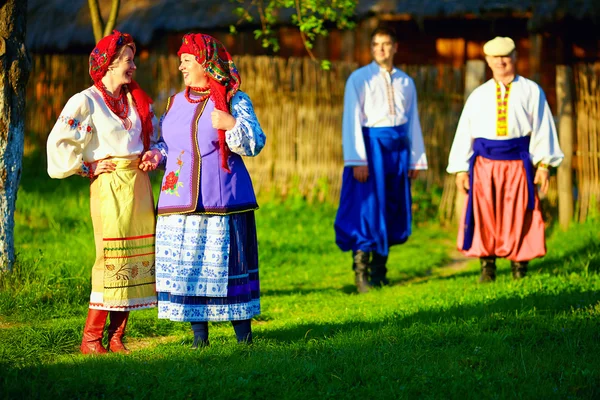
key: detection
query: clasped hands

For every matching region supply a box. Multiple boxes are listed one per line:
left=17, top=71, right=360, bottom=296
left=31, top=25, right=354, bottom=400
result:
left=455, top=168, right=550, bottom=195
left=95, top=110, right=236, bottom=175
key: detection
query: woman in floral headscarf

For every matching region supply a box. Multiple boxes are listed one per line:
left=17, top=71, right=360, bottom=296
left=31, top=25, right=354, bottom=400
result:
left=47, top=31, right=162, bottom=354
left=147, top=33, right=265, bottom=347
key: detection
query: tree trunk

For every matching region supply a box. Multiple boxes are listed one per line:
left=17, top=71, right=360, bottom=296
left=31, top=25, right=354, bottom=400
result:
left=0, top=0, right=30, bottom=273
left=103, top=0, right=121, bottom=37
left=88, top=0, right=120, bottom=43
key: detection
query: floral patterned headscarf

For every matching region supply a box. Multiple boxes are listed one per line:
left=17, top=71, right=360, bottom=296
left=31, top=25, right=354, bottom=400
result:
left=177, top=33, right=241, bottom=103
left=178, top=33, right=242, bottom=171
left=89, top=30, right=154, bottom=151
left=89, top=30, right=136, bottom=83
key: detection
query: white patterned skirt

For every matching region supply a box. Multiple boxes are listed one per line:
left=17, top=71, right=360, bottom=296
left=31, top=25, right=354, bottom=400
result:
left=156, top=212, right=260, bottom=322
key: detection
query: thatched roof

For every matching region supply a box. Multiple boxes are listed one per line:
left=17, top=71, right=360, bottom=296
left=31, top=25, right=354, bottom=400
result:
left=27, top=0, right=245, bottom=52
left=27, top=0, right=600, bottom=52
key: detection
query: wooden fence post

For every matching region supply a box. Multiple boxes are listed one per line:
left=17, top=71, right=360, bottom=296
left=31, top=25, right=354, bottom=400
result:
left=556, top=65, right=575, bottom=229
left=454, top=60, right=486, bottom=222
left=529, top=34, right=543, bottom=83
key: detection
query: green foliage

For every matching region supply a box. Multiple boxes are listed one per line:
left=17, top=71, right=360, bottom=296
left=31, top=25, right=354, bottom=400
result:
left=411, top=179, right=444, bottom=223
left=231, top=0, right=356, bottom=61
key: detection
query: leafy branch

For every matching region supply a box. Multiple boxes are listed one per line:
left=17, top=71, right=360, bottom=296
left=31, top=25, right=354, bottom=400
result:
left=230, top=0, right=357, bottom=69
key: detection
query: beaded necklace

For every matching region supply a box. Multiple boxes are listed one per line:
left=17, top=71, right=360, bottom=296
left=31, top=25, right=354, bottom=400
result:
left=185, top=85, right=211, bottom=103
left=95, top=82, right=129, bottom=118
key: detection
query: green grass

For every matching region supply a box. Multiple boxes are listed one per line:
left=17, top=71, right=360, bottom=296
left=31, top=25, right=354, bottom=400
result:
left=1, top=153, right=599, bottom=399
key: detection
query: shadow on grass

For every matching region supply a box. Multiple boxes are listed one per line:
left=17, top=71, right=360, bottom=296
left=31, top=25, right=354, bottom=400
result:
left=391, top=233, right=600, bottom=287
left=262, top=285, right=357, bottom=297
left=259, top=288, right=600, bottom=344
left=263, top=233, right=600, bottom=297
left=532, top=237, right=600, bottom=275
left=1, top=287, right=599, bottom=400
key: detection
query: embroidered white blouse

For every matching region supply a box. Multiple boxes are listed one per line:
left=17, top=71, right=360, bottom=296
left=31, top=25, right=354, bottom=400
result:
left=342, top=61, right=428, bottom=170
left=47, top=85, right=159, bottom=179
left=447, top=76, right=564, bottom=173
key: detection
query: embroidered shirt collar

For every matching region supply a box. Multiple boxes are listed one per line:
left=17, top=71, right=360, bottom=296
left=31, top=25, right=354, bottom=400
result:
left=370, top=61, right=397, bottom=75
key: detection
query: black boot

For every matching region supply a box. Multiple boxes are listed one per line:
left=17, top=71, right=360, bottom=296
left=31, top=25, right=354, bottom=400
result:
left=511, top=261, right=528, bottom=279
left=232, top=319, right=253, bottom=344
left=370, top=252, right=389, bottom=287
left=190, top=321, right=209, bottom=349
left=479, top=257, right=496, bottom=283
left=353, top=250, right=371, bottom=293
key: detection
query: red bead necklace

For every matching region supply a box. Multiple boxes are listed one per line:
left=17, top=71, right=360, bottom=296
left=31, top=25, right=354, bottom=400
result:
left=185, top=85, right=211, bottom=103
left=95, top=82, right=130, bottom=121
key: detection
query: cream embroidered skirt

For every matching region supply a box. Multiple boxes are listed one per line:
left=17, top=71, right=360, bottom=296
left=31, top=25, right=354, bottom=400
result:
left=89, top=157, right=157, bottom=311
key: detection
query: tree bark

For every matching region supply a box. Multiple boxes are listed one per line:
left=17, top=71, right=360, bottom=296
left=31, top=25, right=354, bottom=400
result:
left=103, top=0, right=121, bottom=38
left=89, top=0, right=121, bottom=43
left=0, top=0, right=30, bottom=273
left=88, top=0, right=105, bottom=43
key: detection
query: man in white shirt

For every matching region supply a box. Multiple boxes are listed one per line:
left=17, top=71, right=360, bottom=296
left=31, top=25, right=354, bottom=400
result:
left=334, top=27, right=428, bottom=293
left=447, top=36, right=563, bottom=282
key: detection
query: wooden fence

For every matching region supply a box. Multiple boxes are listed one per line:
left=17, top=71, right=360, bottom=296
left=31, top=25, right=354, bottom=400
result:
left=574, top=63, right=600, bottom=222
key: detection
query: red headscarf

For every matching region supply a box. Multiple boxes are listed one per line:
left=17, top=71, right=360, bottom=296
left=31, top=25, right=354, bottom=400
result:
left=89, top=30, right=154, bottom=151
left=178, top=33, right=241, bottom=172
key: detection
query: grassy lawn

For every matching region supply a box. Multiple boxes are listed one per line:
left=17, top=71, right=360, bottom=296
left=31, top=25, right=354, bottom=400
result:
left=1, top=154, right=599, bottom=399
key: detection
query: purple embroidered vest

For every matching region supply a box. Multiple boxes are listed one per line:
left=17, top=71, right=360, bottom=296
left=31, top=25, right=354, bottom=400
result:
left=157, top=92, right=258, bottom=216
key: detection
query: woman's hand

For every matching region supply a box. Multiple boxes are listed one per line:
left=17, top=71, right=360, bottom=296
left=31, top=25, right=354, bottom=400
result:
left=211, top=110, right=236, bottom=131
left=93, top=160, right=116, bottom=176
left=139, top=149, right=163, bottom=172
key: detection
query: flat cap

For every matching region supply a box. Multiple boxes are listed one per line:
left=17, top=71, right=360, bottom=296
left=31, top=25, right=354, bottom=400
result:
left=483, top=37, right=515, bottom=56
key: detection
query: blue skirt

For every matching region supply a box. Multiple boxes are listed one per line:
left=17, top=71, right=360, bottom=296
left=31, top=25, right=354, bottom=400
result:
left=156, top=212, right=260, bottom=322
left=334, top=126, right=412, bottom=256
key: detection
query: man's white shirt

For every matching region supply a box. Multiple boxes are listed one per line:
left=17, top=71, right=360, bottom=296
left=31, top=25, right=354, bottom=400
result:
left=342, top=61, right=428, bottom=169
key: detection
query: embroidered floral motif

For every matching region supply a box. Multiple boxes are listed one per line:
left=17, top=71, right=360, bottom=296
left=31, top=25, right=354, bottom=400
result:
left=77, top=161, right=95, bottom=181
left=105, top=260, right=154, bottom=281
left=161, top=150, right=185, bottom=196
left=59, top=115, right=93, bottom=134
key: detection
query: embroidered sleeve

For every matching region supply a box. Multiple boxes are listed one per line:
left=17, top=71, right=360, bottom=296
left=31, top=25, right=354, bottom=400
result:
left=150, top=96, right=174, bottom=167
left=76, top=161, right=95, bottom=180
left=47, top=92, right=95, bottom=179
left=225, top=91, right=266, bottom=157
left=151, top=136, right=169, bottom=167
left=148, top=104, right=160, bottom=147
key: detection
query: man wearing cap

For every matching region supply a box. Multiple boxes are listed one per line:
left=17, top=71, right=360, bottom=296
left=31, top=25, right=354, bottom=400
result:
left=447, top=36, right=564, bottom=282
left=334, top=27, right=428, bottom=292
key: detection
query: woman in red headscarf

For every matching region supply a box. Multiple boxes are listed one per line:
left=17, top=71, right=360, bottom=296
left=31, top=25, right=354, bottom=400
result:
left=149, top=33, right=266, bottom=347
left=47, top=31, right=162, bottom=354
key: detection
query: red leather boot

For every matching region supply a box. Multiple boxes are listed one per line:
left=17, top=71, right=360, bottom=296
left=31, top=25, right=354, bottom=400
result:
left=108, top=311, right=130, bottom=353
left=80, top=309, right=109, bottom=354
